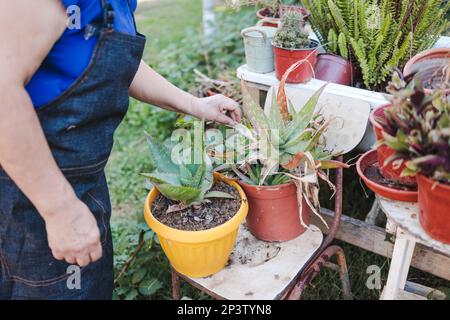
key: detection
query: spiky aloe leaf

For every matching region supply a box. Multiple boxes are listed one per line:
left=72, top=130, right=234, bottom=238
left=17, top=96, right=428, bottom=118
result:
left=197, top=156, right=214, bottom=201
left=304, top=118, right=333, bottom=152
left=179, top=164, right=194, bottom=186
left=285, top=84, right=328, bottom=139
left=204, top=191, right=235, bottom=199
left=145, top=132, right=179, bottom=174
left=241, top=80, right=271, bottom=132
left=155, top=184, right=201, bottom=204
left=141, top=172, right=181, bottom=186
left=268, top=87, right=285, bottom=134
left=281, top=152, right=305, bottom=170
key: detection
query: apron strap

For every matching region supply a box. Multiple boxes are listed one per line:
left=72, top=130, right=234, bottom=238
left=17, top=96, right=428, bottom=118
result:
left=84, top=0, right=116, bottom=40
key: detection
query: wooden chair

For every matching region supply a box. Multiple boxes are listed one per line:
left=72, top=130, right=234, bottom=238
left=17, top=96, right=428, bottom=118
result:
left=170, top=85, right=371, bottom=300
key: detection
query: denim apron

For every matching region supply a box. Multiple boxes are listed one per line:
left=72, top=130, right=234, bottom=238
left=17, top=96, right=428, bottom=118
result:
left=0, top=0, right=145, bottom=299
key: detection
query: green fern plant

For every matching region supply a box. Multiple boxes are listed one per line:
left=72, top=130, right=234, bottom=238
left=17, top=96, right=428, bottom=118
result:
left=301, top=0, right=450, bottom=90
left=142, top=122, right=234, bottom=208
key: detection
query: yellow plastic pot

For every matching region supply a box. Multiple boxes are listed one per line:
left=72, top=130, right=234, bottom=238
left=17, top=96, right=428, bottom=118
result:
left=144, top=173, right=248, bottom=278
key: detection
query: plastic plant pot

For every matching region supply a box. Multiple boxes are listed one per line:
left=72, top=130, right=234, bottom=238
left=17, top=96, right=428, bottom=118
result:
left=314, top=53, right=354, bottom=86
left=144, top=173, right=248, bottom=278
left=256, top=5, right=310, bottom=28
left=403, top=48, right=450, bottom=96
left=369, top=104, right=417, bottom=186
left=356, top=150, right=418, bottom=203
left=273, top=40, right=319, bottom=84
left=238, top=181, right=310, bottom=242
left=417, top=174, right=450, bottom=244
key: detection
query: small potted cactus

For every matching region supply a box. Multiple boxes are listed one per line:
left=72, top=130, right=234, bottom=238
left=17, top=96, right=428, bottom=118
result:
left=273, top=11, right=319, bottom=83
left=142, top=122, right=248, bottom=277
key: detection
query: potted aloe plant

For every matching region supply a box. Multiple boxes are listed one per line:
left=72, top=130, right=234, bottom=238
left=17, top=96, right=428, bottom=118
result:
left=213, top=76, right=346, bottom=241
left=273, top=11, right=319, bottom=83
left=142, top=122, right=248, bottom=278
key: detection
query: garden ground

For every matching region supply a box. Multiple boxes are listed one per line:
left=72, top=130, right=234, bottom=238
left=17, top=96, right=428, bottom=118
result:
left=107, top=0, right=450, bottom=300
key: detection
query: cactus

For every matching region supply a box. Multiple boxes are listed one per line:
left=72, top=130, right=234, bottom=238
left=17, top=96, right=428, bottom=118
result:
left=273, top=11, right=310, bottom=49
left=142, top=122, right=233, bottom=207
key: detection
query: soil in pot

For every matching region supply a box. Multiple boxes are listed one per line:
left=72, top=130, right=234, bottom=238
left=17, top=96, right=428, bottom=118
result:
left=274, top=40, right=319, bottom=84
left=370, top=104, right=417, bottom=187
left=417, top=174, right=450, bottom=244
left=151, top=181, right=241, bottom=231
left=357, top=150, right=418, bottom=202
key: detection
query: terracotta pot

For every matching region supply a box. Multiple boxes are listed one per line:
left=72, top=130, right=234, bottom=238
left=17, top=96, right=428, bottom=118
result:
left=417, top=174, right=450, bottom=244
left=314, top=53, right=354, bottom=86
left=238, top=181, right=310, bottom=241
left=403, top=48, right=450, bottom=95
left=356, top=150, right=418, bottom=202
left=273, top=40, right=319, bottom=84
left=256, top=6, right=310, bottom=28
left=369, top=104, right=417, bottom=186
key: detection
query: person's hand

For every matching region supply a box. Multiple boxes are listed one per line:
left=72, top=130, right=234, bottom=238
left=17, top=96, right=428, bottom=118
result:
left=191, top=95, right=242, bottom=126
left=43, top=196, right=102, bottom=267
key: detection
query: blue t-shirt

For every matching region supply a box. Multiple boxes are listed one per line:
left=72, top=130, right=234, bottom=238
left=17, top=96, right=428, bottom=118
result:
left=26, top=0, right=138, bottom=108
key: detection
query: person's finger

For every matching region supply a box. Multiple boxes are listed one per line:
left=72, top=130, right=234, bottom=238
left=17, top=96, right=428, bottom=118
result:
left=230, top=107, right=242, bottom=123
left=65, top=255, right=77, bottom=265
left=88, top=243, right=103, bottom=263
left=52, top=250, right=65, bottom=261
left=219, top=101, right=242, bottom=122
left=76, top=254, right=91, bottom=268
left=215, top=113, right=236, bottom=126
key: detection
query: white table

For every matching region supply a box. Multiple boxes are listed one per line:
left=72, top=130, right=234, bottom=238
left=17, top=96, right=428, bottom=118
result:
left=378, top=197, right=450, bottom=300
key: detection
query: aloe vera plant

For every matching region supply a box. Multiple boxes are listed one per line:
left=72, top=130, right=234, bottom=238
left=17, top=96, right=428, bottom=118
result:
left=213, top=72, right=347, bottom=227
left=142, top=122, right=234, bottom=210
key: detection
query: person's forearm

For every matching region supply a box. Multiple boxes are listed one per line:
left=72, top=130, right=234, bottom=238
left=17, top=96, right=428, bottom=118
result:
left=0, top=84, right=77, bottom=218
left=129, top=60, right=198, bottom=115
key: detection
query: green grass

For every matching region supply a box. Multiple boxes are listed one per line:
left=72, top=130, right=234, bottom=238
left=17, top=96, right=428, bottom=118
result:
left=108, top=0, right=450, bottom=300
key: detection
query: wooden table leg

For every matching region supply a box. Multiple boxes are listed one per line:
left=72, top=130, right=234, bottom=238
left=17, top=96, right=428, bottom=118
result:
left=172, top=269, right=181, bottom=300
left=382, top=228, right=416, bottom=300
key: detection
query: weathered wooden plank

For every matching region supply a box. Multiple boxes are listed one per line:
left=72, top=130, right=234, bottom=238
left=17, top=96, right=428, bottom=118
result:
left=312, top=208, right=450, bottom=281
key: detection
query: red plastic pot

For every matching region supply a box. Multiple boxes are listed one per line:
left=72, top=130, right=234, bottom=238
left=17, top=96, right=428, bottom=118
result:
left=238, top=181, right=310, bottom=241
left=256, top=6, right=310, bottom=28
left=314, top=53, right=354, bottom=86
left=356, top=150, right=418, bottom=202
left=274, top=41, right=319, bottom=84
left=369, top=104, right=417, bottom=186
left=403, top=48, right=450, bottom=96
left=417, top=174, right=450, bottom=244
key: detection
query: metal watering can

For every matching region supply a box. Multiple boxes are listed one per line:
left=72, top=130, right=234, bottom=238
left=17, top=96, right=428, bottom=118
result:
left=241, top=23, right=277, bottom=74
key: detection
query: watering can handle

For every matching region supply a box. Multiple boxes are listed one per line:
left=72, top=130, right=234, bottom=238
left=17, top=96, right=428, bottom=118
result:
left=241, top=28, right=268, bottom=43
